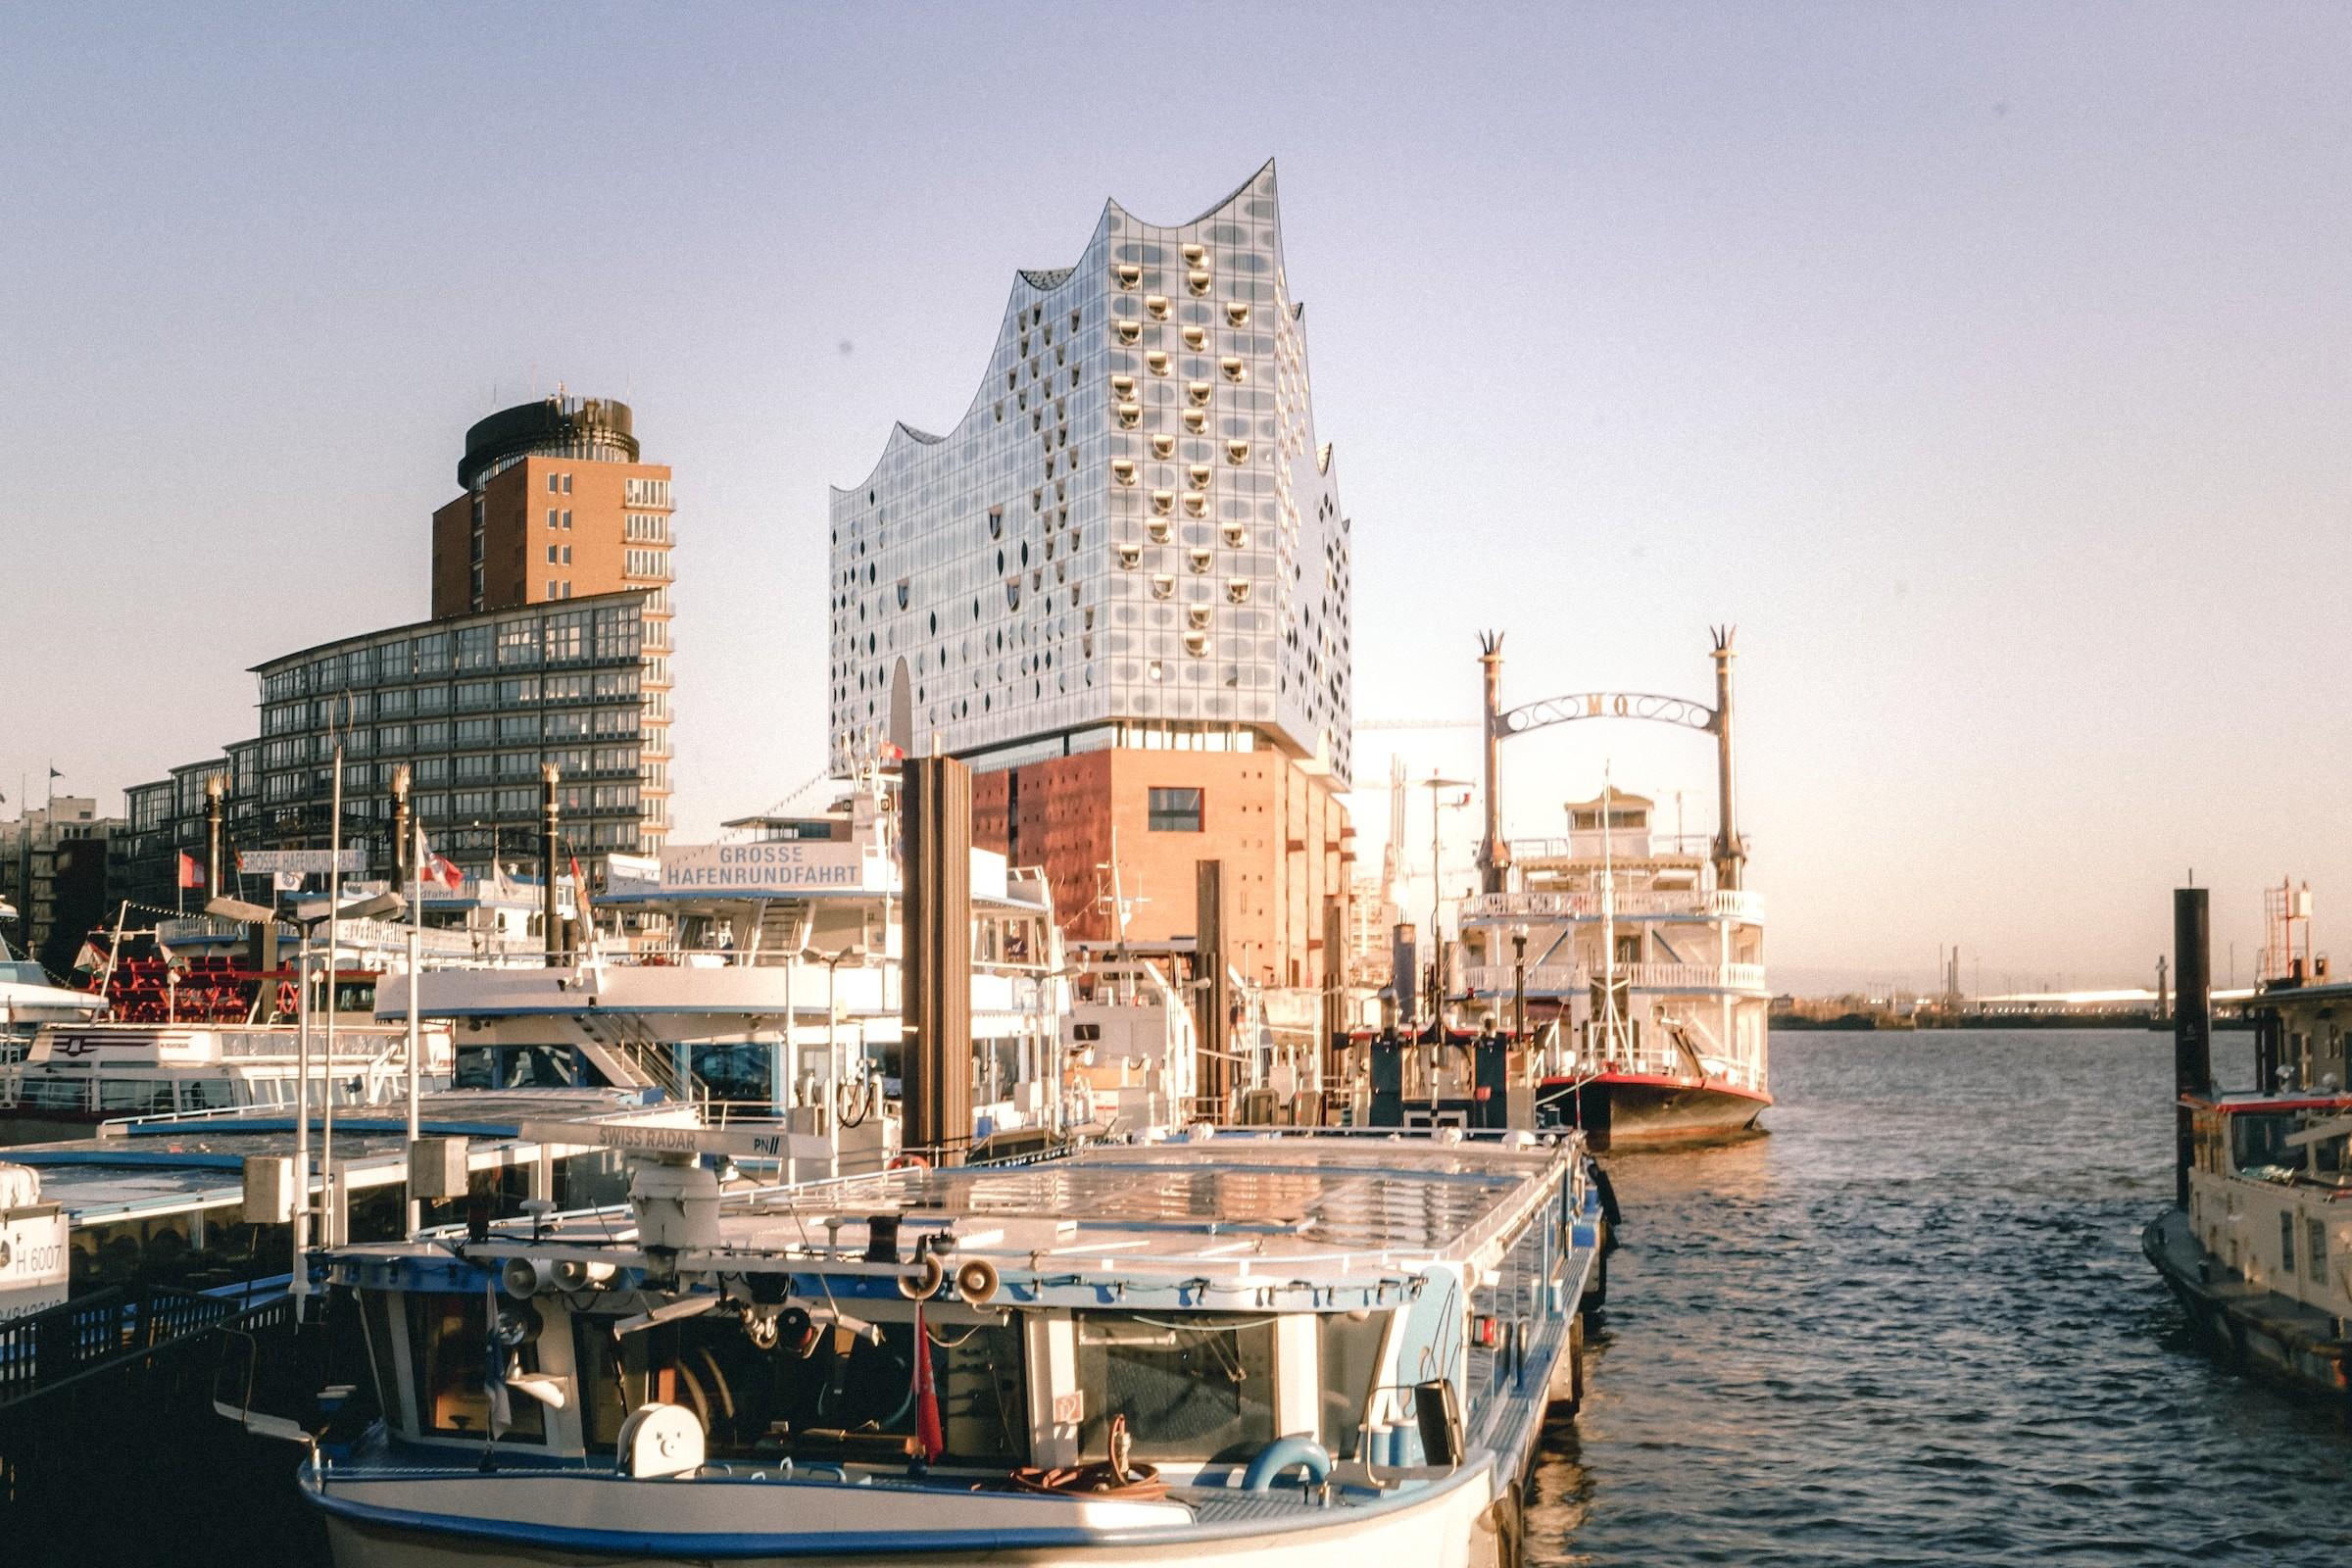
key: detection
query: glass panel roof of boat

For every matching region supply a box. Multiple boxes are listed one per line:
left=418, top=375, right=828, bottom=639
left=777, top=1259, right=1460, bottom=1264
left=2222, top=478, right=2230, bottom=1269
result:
left=534, top=1136, right=1567, bottom=1269
left=5, top=1089, right=677, bottom=1221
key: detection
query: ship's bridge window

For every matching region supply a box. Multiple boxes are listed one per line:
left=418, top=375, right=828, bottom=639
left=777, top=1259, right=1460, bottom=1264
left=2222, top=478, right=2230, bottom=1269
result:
left=2230, top=1112, right=2300, bottom=1176
left=573, top=1311, right=1026, bottom=1464
left=1076, top=1311, right=1273, bottom=1462
left=408, top=1292, right=546, bottom=1444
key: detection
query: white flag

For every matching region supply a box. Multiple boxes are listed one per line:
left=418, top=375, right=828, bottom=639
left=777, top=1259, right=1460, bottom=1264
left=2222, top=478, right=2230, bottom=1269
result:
left=274, top=871, right=302, bottom=893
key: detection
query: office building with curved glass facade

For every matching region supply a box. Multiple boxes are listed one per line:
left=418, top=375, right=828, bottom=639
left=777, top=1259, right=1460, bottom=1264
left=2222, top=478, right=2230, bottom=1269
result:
left=120, top=397, right=675, bottom=907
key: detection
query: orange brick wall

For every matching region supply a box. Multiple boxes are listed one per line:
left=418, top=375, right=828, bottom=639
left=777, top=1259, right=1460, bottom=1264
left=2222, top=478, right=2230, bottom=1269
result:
left=971, top=748, right=1351, bottom=989
left=431, top=456, right=672, bottom=618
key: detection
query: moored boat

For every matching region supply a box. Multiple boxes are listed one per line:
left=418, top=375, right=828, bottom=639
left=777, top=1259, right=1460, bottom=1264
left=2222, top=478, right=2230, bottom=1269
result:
left=1456, top=787, right=1769, bottom=1149
left=268, top=1125, right=1606, bottom=1567
left=2146, top=884, right=2352, bottom=1397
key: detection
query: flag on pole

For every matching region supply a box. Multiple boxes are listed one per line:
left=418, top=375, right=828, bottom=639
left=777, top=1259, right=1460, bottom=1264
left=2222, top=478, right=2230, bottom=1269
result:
left=568, top=853, right=594, bottom=936
left=426, top=854, right=464, bottom=893
left=274, top=870, right=304, bottom=893
left=910, top=1303, right=944, bottom=1462
left=483, top=1281, right=513, bottom=1439
left=176, top=851, right=203, bottom=889
left=73, top=941, right=106, bottom=972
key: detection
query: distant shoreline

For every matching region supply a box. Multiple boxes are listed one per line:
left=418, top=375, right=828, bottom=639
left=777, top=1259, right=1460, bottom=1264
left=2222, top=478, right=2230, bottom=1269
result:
left=1772, top=1015, right=2248, bottom=1033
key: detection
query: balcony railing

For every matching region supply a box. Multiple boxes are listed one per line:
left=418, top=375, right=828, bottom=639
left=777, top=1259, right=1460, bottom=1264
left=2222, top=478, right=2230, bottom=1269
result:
left=1463, top=889, right=1765, bottom=923
left=1510, top=832, right=1717, bottom=862
left=1462, top=961, right=1769, bottom=996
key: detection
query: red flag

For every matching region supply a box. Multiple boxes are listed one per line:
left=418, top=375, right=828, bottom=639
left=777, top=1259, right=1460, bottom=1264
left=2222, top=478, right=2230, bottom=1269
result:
left=176, top=852, right=203, bottom=889
left=910, top=1305, right=944, bottom=1462
left=568, top=853, right=594, bottom=936
left=424, top=853, right=464, bottom=892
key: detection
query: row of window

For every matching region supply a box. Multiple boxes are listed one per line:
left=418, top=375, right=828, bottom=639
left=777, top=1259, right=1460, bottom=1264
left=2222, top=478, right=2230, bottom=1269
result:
left=258, top=608, right=647, bottom=697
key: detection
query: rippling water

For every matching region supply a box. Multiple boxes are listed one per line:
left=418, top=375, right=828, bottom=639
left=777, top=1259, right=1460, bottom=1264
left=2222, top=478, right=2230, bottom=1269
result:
left=1532, top=1029, right=2352, bottom=1567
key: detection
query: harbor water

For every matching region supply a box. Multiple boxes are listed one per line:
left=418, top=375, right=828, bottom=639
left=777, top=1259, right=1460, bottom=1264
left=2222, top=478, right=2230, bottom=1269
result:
left=1535, top=1028, right=2351, bottom=1566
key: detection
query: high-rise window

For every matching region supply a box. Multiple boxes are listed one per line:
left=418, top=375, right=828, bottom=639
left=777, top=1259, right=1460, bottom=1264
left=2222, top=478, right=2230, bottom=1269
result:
left=1147, top=788, right=1203, bottom=833
left=547, top=508, right=558, bottom=527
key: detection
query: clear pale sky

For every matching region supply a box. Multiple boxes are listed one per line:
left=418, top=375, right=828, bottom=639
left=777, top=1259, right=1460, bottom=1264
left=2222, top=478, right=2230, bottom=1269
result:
left=3, top=3, right=2346, bottom=993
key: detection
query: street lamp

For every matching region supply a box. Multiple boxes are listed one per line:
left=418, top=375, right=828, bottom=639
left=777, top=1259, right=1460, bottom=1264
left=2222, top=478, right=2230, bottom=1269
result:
left=206, top=887, right=399, bottom=1306
left=1511, top=923, right=1529, bottom=1047
left=800, top=944, right=867, bottom=1129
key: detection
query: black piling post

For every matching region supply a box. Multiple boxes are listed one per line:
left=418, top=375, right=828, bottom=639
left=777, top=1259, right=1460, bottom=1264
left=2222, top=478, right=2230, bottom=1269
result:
left=2173, top=886, right=2211, bottom=1210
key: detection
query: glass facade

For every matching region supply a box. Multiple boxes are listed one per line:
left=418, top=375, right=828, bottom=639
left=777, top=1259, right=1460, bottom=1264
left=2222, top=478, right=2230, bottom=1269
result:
left=124, top=591, right=664, bottom=901
left=827, top=161, right=1351, bottom=786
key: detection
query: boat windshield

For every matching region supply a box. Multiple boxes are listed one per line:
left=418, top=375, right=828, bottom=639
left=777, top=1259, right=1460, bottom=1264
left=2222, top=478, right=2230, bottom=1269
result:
left=2231, top=1111, right=2352, bottom=1184
left=1075, top=1311, right=1277, bottom=1464
left=573, top=1311, right=1028, bottom=1465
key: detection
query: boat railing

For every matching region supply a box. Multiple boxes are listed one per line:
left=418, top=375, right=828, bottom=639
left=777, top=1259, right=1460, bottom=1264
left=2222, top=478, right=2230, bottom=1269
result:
left=440, top=945, right=1065, bottom=984
left=0, top=1283, right=295, bottom=1412
left=1537, top=1043, right=1764, bottom=1094
left=1463, top=961, right=1768, bottom=995
left=1463, top=889, right=1766, bottom=923
left=1508, top=832, right=1719, bottom=862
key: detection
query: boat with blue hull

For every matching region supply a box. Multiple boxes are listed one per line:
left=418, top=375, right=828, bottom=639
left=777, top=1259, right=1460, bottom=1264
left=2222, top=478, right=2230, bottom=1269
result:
left=281, top=1127, right=1605, bottom=1567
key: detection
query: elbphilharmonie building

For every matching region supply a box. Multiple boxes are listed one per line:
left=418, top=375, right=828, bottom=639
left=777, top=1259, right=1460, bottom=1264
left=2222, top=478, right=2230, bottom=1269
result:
left=829, top=161, right=1353, bottom=998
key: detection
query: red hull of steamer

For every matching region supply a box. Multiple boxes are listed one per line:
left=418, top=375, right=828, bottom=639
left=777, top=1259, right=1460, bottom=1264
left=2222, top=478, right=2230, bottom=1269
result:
left=1538, top=1070, right=1770, bottom=1150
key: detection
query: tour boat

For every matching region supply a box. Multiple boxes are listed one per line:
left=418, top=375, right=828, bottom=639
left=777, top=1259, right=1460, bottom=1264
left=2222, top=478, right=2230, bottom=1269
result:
left=281, top=1125, right=1605, bottom=1567
left=0, top=928, right=106, bottom=1062
left=374, top=779, right=1197, bottom=1165
left=1454, top=789, right=1769, bottom=1148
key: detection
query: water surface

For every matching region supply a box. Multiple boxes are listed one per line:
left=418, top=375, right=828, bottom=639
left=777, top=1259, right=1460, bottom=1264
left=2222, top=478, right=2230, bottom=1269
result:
left=1533, top=1029, right=2351, bottom=1567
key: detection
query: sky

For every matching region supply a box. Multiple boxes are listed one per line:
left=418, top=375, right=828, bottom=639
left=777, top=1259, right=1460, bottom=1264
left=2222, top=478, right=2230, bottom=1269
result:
left=2, top=3, right=2346, bottom=994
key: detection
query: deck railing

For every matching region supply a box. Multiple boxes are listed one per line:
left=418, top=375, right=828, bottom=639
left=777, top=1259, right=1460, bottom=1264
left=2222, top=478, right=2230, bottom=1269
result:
left=1463, top=889, right=1765, bottom=923
left=0, top=1284, right=292, bottom=1410
left=1463, top=961, right=1769, bottom=995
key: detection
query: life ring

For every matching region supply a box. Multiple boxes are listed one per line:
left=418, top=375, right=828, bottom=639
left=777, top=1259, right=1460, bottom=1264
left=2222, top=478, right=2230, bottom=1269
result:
left=889, top=1152, right=930, bottom=1171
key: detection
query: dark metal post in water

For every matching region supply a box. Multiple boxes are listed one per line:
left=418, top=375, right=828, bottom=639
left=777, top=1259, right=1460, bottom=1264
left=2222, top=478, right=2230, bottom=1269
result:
left=903, top=757, right=973, bottom=1161
left=2173, top=886, right=2211, bottom=1209
left=1196, top=860, right=1230, bottom=1118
